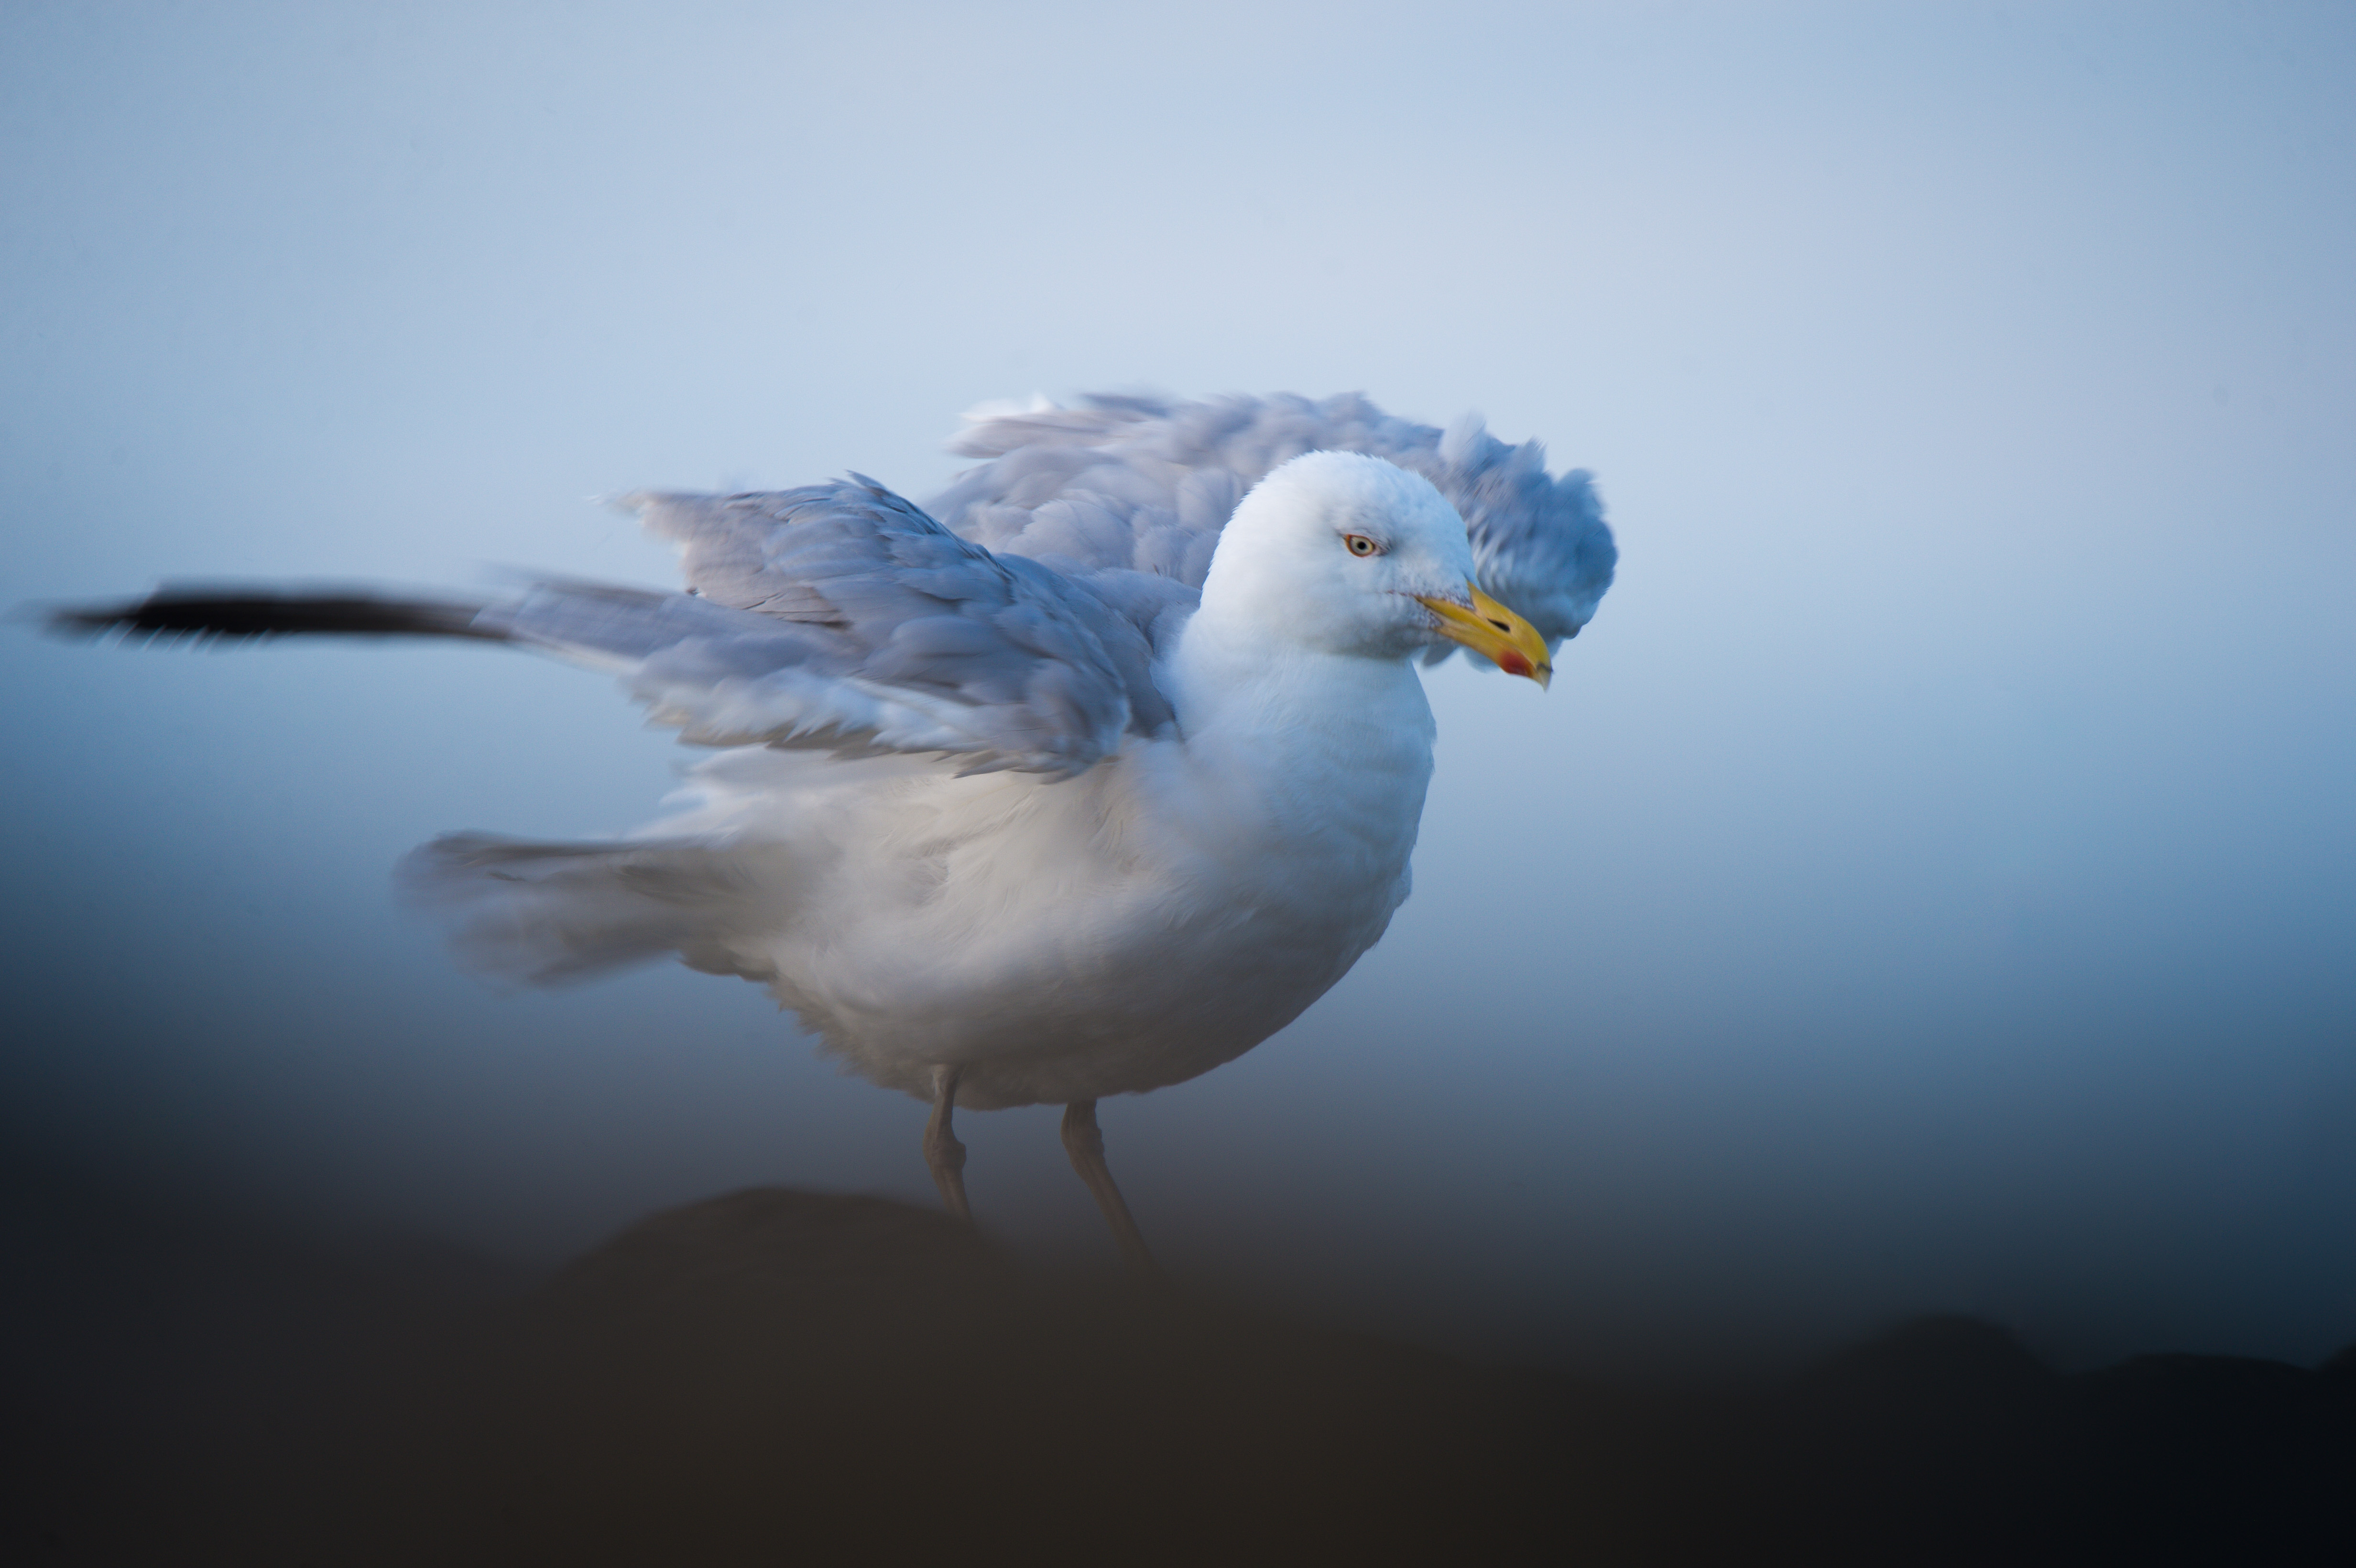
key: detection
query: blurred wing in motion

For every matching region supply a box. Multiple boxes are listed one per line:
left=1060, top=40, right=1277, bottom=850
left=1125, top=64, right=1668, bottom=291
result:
left=52, top=478, right=1174, bottom=779
left=929, top=391, right=1618, bottom=654
left=53, top=394, right=1613, bottom=770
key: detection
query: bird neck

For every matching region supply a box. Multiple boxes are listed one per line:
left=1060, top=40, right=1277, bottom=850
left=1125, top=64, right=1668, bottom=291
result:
left=1156, top=605, right=1438, bottom=861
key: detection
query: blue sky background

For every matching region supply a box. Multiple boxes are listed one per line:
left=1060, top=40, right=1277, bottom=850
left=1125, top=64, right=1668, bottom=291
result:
left=4, top=1, right=2352, bottom=1370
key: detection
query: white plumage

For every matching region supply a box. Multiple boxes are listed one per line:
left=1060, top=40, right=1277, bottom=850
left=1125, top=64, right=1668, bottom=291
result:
left=56, top=393, right=1616, bottom=1260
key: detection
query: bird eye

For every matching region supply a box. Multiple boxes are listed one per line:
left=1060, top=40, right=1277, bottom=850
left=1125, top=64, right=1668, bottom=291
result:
left=1343, top=534, right=1383, bottom=557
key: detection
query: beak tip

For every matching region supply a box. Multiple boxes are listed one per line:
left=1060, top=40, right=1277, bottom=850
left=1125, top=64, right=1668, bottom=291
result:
left=1418, top=585, right=1554, bottom=686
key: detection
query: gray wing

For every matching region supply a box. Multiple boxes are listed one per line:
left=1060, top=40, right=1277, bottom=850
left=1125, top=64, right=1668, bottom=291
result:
left=627, top=477, right=1177, bottom=772
left=57, top=478, right=1171, bottom=779
left=927, top=392, right=1618, bottom=653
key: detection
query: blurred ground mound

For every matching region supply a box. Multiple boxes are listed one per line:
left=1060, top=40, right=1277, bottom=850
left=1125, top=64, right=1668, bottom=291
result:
left=5, top=1159, right=2353, bottom=1565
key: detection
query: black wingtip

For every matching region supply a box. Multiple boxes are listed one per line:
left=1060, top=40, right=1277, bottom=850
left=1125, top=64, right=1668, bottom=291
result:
left=31, top=601, right=120, bottom=639
left=35, top=587, right=505, bottom=645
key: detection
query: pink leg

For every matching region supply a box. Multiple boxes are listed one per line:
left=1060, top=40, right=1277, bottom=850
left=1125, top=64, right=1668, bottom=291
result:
left=1061, top=1100, right=1160, bottom=1277
left=924, top=1065, right=972, bottom=1223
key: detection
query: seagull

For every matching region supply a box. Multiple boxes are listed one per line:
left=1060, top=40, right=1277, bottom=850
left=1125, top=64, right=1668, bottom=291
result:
left=54, top=392, right=1616, bottom=1270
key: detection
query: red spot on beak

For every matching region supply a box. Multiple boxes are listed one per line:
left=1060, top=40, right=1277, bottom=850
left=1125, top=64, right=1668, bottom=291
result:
left=1495, top=649, right=1533, bottom=678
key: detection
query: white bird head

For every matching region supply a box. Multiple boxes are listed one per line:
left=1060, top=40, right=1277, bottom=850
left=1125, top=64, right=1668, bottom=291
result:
left=1200, top=451, right=1552, bottom=685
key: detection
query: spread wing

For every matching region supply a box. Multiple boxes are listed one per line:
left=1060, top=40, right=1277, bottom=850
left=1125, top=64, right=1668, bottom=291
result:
left=54, top=478, right=1176, bottom=779
left=928, top=391, right=1618, bottom=652
left=623, top=477, right=1185, bottom=774
left=52, top=393, right=1611, bottom=770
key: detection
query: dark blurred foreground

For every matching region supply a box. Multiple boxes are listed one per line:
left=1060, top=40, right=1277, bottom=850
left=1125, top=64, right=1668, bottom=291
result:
left=5, top=1155, right=2352, bottom=1566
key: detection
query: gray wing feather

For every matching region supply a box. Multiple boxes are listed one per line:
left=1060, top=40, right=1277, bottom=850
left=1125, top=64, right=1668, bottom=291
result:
left=929, top=392, right=1617, bottom=654
left=610, top=477, right=1168, bottom=774
left=59, top=481, right=1169, bottom=779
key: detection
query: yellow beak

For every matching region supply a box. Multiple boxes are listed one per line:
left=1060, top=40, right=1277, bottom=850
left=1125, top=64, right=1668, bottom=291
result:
left=1414, top=583, right=1552, bottom=688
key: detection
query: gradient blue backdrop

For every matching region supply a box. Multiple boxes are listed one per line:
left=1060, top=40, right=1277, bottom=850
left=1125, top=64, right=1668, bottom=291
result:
left=5, top=0, right=2352, bottom=1370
